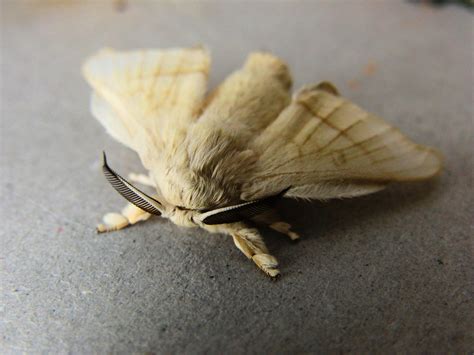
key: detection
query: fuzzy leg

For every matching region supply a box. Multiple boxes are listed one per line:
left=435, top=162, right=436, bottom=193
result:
left=232, top=234, right=254, bottom=259
left=251, top=211, right=300, bottom=242
left=229, top=225, right=280, bottom=278
left=269, top=221, right=300, bottom=241
left=97, top=203, right=151, bottom=233
left=127, top=172, right=155, bottom=187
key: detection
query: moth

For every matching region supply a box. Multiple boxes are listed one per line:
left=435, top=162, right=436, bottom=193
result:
left=82, top=47, right=442, bottom=278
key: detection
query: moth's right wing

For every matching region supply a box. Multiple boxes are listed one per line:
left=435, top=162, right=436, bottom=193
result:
left=244, top=82, right=442, bottom=200
left=82, top=48, right=210, bottom=168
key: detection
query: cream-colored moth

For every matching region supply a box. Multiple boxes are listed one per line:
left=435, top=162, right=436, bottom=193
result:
left=82, top=47, right=442, bottom=278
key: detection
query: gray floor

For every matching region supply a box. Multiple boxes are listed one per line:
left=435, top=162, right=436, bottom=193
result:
left=1, top=1, right=473, bottom=353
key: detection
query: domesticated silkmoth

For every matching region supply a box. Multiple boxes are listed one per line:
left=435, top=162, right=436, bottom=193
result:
left=82, top=47, right=442, bottom=278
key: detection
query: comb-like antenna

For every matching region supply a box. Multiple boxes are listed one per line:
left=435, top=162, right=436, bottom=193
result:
left=196, top=188, right=290, bottom=225
left=102, top=152, right=163, bottom=216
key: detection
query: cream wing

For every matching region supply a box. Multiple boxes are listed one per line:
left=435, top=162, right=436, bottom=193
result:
left=82, top=47, right=210, bottom=168
left=243, top=82, right=442, bottom=200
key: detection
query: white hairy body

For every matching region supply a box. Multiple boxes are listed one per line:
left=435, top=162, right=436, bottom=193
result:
left=83, top=47, right=442, bottom=278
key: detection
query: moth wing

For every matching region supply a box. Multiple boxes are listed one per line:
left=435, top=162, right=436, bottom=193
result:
left=90, top=92, right=136, bottom=150
left=244, top=83, right=442, bottom=200
left=82, top=47, right=210, bottom=166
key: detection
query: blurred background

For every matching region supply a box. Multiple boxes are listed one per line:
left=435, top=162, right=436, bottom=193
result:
left=1, top=1, right=472, bottom=353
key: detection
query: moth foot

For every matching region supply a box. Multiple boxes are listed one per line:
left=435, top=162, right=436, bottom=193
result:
left=252, top=254, right=280, bottom=278
left=96, top=212, right=129, bottom=233
left=271, top=273, right=281, bottom=281
left=288, top=231, right=301, bottom=242
left=270, top=222, right=300, bottom=241
left=96, top=203, right=152, bottom=234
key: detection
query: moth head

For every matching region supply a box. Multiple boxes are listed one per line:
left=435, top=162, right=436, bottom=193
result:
left=101, top=152, right=289, bottom=228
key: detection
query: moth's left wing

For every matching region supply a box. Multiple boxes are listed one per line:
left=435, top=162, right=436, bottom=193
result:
left=82, top=48, right=210, bottom=168
left=243, top=82, right=442, bottom=200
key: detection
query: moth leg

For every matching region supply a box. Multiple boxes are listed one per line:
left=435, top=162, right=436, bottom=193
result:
left=127, top=172, right=155, bottom=187
left=232, top=234, right=254, bottom=259
left=269, top=221, right=300, bottom=242
left=97, top=203, right=151, bottom=233
left=252, top=211, right=300, bottom=242
left=230, top=225, right=280, bottom=279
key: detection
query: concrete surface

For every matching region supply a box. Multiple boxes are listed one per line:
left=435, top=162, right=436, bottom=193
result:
left=1, top=1, right=473, bottom=353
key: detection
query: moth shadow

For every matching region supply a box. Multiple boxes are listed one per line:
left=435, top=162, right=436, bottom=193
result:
left=263, top=179, right=441, bottom=256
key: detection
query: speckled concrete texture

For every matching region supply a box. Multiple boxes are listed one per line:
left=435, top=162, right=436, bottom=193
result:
left=1, top=1, right=472, bottom=353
